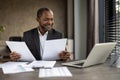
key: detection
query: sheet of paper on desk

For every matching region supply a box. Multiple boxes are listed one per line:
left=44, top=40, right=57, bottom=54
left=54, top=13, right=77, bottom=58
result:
left=1, top=62, right=34, bottom=74
left=42, top=39, right=67, bottom=60
left=6, top=41, right=36, bottom=61
left=0, top=61, right=28, bottom=68
left=39, top=67, right=72, bottom=78
left=28, top=61, right=56, bottom=68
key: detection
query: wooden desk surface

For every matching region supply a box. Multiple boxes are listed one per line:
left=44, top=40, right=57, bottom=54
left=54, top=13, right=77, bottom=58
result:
left=0, top=62, right=120, bottom=80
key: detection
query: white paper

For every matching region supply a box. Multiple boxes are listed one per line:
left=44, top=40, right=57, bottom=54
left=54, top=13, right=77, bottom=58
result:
left=6, top=41, right=36, bottom=61
left=0, top=62, right=27, bottom=68
left=0, top=63, right=3, bottom=68
left=1, top=61, right=28, bottom=67
left=39, top=67, right=72, bottom=78
left=42, top=39, right=67, bottom=60
left=1, top=62, right=34, bottom=74
left=28, top=61, right=56, bottom=68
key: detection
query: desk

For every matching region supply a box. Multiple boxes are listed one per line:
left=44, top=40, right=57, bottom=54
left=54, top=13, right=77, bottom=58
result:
left=0, top=62, right=120, bottom=80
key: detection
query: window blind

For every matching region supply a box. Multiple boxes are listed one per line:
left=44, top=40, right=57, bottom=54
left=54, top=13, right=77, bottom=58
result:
left=104, top=0, right=120, bottom=59
left=104, top=0, right=117, bottom=42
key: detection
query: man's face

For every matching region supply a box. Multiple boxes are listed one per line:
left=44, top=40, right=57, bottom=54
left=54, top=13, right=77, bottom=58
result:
left=37, top=11, right=54, bottom=32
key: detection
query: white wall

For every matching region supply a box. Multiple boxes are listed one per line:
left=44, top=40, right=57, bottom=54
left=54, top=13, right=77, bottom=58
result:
left=74, top=0, right=87, bottom=60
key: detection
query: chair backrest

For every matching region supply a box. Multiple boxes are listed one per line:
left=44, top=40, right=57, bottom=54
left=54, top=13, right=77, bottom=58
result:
left=9, top=36, right=22, bottom=41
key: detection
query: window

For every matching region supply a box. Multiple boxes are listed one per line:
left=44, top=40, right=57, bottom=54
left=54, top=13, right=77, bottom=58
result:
left=104, top=0, right=120, bottom=58
left=104, top=0, right=116, bottom=42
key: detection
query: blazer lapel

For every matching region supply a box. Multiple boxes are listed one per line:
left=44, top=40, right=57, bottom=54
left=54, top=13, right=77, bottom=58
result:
left=33, top=29, right=41, bottom=59
left=47, top=29, right=53, bottom=40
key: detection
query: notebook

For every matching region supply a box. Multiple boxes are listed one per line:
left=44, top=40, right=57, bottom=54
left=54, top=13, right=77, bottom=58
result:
left=62, top=42, right=116, bottom=68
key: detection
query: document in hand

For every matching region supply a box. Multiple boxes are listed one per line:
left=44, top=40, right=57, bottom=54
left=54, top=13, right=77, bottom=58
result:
left=6, top=41, right=36, bottom=61
left=42, top=39, right=67, bottom=60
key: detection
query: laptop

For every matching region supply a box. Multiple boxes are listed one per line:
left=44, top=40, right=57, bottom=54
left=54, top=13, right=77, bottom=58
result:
left=62, top=42, right=116, bottom=68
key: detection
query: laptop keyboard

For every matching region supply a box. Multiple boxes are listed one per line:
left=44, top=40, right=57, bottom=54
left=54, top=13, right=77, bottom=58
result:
left=62, top=60, right=85, bottom=66
left=74, top=62, right=84, bottom=66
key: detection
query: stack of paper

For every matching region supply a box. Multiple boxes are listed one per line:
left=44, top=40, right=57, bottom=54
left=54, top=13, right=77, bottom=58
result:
left=1, top=62, right=34, bottom=74
left=28, top=61, right=56, bottom=68
left=39, top=67, right=72, bottom=78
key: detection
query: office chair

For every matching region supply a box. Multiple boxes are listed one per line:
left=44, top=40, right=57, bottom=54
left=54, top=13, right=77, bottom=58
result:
left=9, top=36, right=22, bottom=41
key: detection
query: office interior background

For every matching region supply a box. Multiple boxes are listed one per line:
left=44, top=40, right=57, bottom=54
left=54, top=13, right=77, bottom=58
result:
left=0, top=0, right=119, bottom=60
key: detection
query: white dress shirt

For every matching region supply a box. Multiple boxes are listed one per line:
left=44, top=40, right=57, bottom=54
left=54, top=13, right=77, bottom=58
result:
left=38, top=29, right=48, bottom=59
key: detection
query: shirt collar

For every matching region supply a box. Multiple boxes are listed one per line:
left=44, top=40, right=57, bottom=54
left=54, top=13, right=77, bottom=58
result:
left=37, top=28, right=48, bottom=36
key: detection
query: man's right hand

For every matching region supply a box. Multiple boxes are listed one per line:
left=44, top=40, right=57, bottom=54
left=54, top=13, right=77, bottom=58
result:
left=10, top=52, right=21, bottom=61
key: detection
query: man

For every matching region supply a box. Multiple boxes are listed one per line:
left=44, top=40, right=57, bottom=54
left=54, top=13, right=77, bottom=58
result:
left=10, top=8, right=70, bottom=61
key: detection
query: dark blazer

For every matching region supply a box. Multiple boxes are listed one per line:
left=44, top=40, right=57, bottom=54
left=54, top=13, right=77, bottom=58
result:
left=23, top=28, right=63, bottom=60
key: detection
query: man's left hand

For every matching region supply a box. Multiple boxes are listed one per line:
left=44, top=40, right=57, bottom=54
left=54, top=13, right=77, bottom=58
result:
left=59, top=51, right=71, bottom=61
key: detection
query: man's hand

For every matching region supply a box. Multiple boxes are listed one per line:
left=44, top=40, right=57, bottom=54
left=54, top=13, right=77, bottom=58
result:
left=59, top=51, right=71, bottom=61
left=10, top=52, right=21, bottom=61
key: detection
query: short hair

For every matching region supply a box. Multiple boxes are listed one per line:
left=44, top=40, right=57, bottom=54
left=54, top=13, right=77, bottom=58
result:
left=37, top=7, right=51, bottom=18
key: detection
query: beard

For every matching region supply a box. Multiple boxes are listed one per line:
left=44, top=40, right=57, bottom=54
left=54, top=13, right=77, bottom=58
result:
left=40, top=24, right=53, bottom=32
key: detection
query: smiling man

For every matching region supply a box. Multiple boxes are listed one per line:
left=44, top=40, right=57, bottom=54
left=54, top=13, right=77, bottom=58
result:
left=10, top=8, right=70, bottom=61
